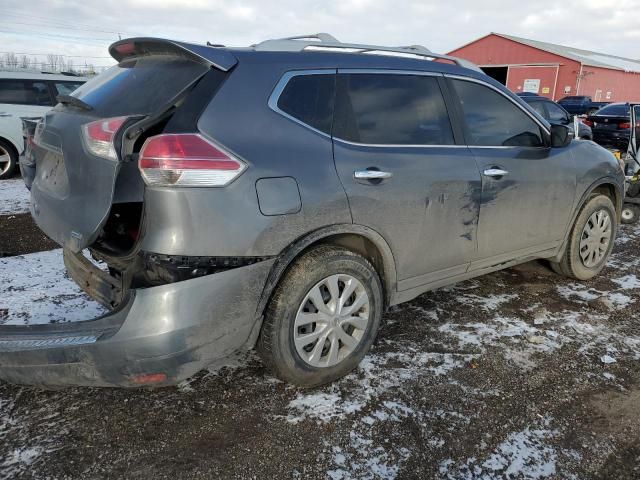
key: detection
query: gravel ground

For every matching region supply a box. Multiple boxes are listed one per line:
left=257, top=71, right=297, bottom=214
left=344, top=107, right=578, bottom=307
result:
left=0, top=202, right=639, bottom=478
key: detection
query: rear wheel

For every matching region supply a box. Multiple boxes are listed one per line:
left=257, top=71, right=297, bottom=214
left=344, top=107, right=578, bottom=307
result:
left=257, top=245, right=383, bottom=387
left=621, top=204, right=640, bottom=224
left=0, top=139, right=17, bottom=180
left=550, top=194, right=616, bottom=280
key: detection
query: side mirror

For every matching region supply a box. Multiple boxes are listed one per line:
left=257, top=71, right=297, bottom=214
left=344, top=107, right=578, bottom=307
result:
left=550, top=124, right=572, bottom=147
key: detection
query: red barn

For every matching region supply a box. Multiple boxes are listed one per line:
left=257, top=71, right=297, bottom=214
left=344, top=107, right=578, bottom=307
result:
left=448, top=33, right=640, bottom=102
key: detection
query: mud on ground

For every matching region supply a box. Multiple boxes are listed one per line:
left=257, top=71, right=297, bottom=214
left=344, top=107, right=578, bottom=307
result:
left=0, top=221, right=639, bottom=479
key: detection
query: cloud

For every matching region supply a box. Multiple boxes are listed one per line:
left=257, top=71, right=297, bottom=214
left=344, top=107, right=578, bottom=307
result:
left=0, top=0, right=638, bottom=70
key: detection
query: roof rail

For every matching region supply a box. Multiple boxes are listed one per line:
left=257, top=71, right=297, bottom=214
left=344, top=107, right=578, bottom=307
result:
left=253, top=33, right=483, bottom=72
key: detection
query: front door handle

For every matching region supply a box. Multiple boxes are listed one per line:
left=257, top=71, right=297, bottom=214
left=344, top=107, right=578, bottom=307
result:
left=483, top=168, right=509, bottom=178
left=354, top=170, right=393, bottom=180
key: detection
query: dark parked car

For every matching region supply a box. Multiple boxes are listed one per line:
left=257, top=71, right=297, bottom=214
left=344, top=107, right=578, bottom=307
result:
left=1, top=35, right=625, bottom=388
left=584, top=103, right=632, bottom=150
left=558, top=95, right=610, bottom=116
left=518, top=94, right=592, bottom=140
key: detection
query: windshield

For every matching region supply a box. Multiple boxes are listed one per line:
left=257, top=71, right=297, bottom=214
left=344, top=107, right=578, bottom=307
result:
left=71, top=56, right=208, bottom=116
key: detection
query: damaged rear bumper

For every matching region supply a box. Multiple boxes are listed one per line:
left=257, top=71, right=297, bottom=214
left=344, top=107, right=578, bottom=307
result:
left=0, top=254, right=275, bottom=388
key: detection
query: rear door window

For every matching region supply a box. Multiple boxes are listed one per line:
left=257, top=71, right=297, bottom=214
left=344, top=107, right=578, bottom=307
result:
left=53, top=81, right=85, bottom=96
left=0, top=79, right=53, bottom=106
left=70, top=56, right=209, bottom=116
left=452, top=79, right=544, bottom=147
left=276, top=74, right=335, bottom=135
left=333, top=73, right=454, bottom=145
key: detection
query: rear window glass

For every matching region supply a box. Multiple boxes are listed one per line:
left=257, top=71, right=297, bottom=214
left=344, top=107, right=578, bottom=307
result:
left=53, top=81, right=85, bottom=96
left=277, top=74, right=335, bottom=135
left=333, top=74, right=454, bottom=145
left=71, top=56, right=208, bottom=116
left=595, top=104, right=630, bottom=116
left=560, top=96, right=587, bottom=102
left=0, top=80, right=52, bottom=106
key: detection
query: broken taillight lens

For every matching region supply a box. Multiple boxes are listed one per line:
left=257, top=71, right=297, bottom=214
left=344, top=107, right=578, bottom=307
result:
left=82, top=116, right=128, bottom=161
left=138, top=133, right=246, bottom=187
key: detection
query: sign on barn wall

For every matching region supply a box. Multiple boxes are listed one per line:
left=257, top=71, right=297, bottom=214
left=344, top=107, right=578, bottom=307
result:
left=523, top=78, right=540, bottom=93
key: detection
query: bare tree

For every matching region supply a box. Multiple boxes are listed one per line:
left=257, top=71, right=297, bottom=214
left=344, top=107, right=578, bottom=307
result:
left=19, top=55, right=31, bottom=70
left=4, top=52, right=18, bottom=69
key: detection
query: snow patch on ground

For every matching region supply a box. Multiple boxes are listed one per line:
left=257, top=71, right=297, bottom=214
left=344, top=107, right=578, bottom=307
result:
left=326, top=431, right=412, bottom=480
left=0, top=179, right=30, bottom=215
left=556, top=283, right=634, bottom=309
left=457, top=293, right=518, bottom=311
left=440, top=422, right=560, bottom=479
left=0, top=249, right=105, bottom=325
left=0, top=393, right=67, bottom=478
left=612, top=274, right=640, bottom=290
left=285, top=349, right=475, bottom=424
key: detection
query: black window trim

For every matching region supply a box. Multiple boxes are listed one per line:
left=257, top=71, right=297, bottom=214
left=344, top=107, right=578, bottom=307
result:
left=269, top=68, right=468, bottom=149
left=445, top=74, right=552, bottom=149
left=268, top=68, right=337, bottom=138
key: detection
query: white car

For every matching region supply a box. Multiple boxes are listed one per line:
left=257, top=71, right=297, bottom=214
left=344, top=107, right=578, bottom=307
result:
left=0, top=71, right=87, bottom=179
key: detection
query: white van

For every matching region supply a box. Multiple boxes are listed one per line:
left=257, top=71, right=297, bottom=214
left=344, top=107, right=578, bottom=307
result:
left=0, top=71, right=87, bottom=179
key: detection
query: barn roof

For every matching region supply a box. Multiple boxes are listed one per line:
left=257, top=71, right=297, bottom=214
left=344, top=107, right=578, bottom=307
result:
left=493, top=33, right=640, bottom=73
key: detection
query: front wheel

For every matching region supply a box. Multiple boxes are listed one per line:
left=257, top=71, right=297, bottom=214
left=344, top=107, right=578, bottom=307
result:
left=550, top=194, right=617, bottom=280
left=621, top=204, right=640, bottom=224
left=257, top=245, right=383, bottom=387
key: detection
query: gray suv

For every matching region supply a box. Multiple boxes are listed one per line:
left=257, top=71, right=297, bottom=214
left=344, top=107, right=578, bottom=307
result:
left=1, top=34, right=625, bottom=388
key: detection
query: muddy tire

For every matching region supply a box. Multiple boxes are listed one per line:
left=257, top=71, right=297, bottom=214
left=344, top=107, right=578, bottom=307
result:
left=550, top=194, right=617, bottom=280
left=621, top=204, right=640, bottom=225
left=0, top=139, right=18, bottom=180
left=257, top=245, right=383, bottom=387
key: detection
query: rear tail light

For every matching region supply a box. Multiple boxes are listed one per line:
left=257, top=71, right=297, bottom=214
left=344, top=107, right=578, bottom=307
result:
left=619, top=122, right=631, bottom=129
left=138, top=133, right=246, bottom=187
left=582, top=119, right=594, bottom=127
left=82, top=116, right=128, bottom=161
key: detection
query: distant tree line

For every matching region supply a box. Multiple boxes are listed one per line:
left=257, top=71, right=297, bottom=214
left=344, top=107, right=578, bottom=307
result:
left=0, top=52, right=99, bottom=75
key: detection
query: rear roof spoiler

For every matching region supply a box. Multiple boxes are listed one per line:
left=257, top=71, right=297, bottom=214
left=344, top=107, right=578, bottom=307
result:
left=109, top=38, right=238, bottom=72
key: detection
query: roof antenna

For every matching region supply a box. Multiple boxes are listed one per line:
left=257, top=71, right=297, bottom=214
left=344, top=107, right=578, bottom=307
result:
left=207, top=41, right=225, bottom=47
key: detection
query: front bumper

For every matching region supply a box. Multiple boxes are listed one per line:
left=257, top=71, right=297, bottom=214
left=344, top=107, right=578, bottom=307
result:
left=0, top=255, right=275, bottom=387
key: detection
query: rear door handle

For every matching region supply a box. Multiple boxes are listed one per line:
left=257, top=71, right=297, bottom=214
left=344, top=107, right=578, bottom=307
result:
left=354, top=170, right=393, bottom=180
left=483, top=168, right=509, bottom=178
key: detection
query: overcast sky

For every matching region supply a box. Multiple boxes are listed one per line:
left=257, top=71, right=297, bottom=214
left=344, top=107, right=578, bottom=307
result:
left=1, top=0, right=638, bottom=70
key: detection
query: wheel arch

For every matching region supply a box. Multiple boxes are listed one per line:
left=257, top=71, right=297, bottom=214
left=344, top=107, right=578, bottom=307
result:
left=0, top=135, right=20, bottom=158
left=254, top=224, right=398, bottom=326
left=552, top=176, right=623, bottom=262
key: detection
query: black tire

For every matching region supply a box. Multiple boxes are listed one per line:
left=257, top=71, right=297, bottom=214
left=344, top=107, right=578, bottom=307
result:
left=0, top=139, right=18, bottom=180
left=550, top=194, right=617, bottom=280
left=257, top=245, right=383, bottom=387
left=621, top=204, right=640, bottom=225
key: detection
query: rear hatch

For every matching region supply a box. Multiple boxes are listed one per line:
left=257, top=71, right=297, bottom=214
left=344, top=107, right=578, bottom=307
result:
left=29, top=38, right=236, bottom=252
